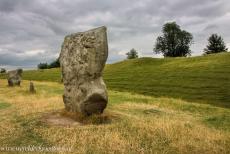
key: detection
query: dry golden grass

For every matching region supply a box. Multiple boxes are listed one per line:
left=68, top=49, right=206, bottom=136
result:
left=0, top=79, right=229, bottom=154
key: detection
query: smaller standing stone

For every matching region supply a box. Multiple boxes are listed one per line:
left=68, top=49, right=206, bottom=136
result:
left=7, top=69, right=23, bottom=86
left=29, top=82, right=36, bottom=93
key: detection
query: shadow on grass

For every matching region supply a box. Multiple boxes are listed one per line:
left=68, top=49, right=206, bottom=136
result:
left=108, top=87, right=230, bottom=109
left=0, top=100, right=11, bottom=110
left=8, top=115, right=51, bottom=147
left=203, top=114, right=230, bottom=131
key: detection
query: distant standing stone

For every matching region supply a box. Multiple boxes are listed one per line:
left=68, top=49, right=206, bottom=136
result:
left=7, top=69, right=23, bottom=86
left=59, top=26, right=108, bottom=115
left=29, top=82, right=36, bottom=93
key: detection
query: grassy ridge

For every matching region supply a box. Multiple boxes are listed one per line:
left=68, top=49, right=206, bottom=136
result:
left=104, top=53, right=230, bottom=108
left=0, top=52, right=229, bottom=107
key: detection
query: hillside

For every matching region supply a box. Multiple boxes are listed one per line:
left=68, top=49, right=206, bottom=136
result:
left=1, top=52, right=229, bottom=107
left=104, top=53, right=230, bottom=108
left=0, top=53, right=230, bottom=153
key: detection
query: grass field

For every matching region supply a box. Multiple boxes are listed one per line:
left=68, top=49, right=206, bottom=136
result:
left=0, top=80, right=229, bottom=153
left=1, top=52, right=229, bottom=107
left=0, top=53, right=229, bottom=153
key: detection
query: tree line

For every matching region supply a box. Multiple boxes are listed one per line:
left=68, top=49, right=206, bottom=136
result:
left=37, top=58, right=60, bottom=69
left=126, top=22, right=228, bottom=59
left=38, top=22, right=228, bottom=68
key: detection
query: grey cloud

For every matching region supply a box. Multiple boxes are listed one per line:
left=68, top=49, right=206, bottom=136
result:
left=0, top=0, right=229, bottom=69
left=204, top=24, right=219, bottom=31
left=0, top=47, right=56, bottom=65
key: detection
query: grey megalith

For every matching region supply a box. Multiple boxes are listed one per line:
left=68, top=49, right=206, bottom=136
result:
left=7, top=69, right=23, bottom=86
left=59, top=26, right=108, bottom=115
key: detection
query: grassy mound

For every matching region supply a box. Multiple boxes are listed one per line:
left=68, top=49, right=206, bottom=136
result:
left=104, top=52, right=230, bottom=108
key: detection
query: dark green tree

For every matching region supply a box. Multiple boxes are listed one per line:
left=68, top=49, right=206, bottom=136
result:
left=49, top=58, right=60, bottom=68
left=126, top=48, right=138, bottom=59
left=37, top=63, right=48, bottom=69
left=0, top=68, right=6, bottom=73
left=204, top=34, right=228, bottom=54
left=37, top=58, right=60, bottom=69
left=154, top=22, right=193, bottom=57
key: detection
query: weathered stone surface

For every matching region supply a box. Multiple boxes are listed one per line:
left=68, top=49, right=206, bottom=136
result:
left=7, top=69, right=23, bottom=86
left=59, top=26, right=108, bottom=115
left=29, top=82, right=36, bottom=93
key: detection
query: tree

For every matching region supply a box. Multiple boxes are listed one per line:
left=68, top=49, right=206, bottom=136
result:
left=204, top=34, right=228, bottom=54
left=37, top=58, right=60, bottom=69
left=49, top=58, right=60, bottom=68
left=0, top=68, right=6, bottom=73
left=126, top=48, right=138, bottom=59
left=154, top=22, right=193, bottom=57
left=37, top=63, right=48, bottom=69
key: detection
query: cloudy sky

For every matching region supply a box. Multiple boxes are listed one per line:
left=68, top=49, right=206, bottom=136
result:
left=0, top=0, right=230, bottom=69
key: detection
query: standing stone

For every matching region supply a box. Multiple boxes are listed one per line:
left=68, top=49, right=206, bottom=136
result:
left=29, top=82, right=36, bottom=93
left=59, top=26, right=108, bottom=115
left=7, top=69, right=23, bottom=86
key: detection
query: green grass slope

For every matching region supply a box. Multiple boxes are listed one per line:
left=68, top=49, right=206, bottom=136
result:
left=104, top=52, right=230, bottom=108
left=1, top=52, right=229, bottom=107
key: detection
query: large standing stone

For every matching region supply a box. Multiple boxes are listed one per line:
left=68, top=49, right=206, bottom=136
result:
left=7, top=69, right=23, bottom=86
left=59, top=26, right=108, bottom=115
